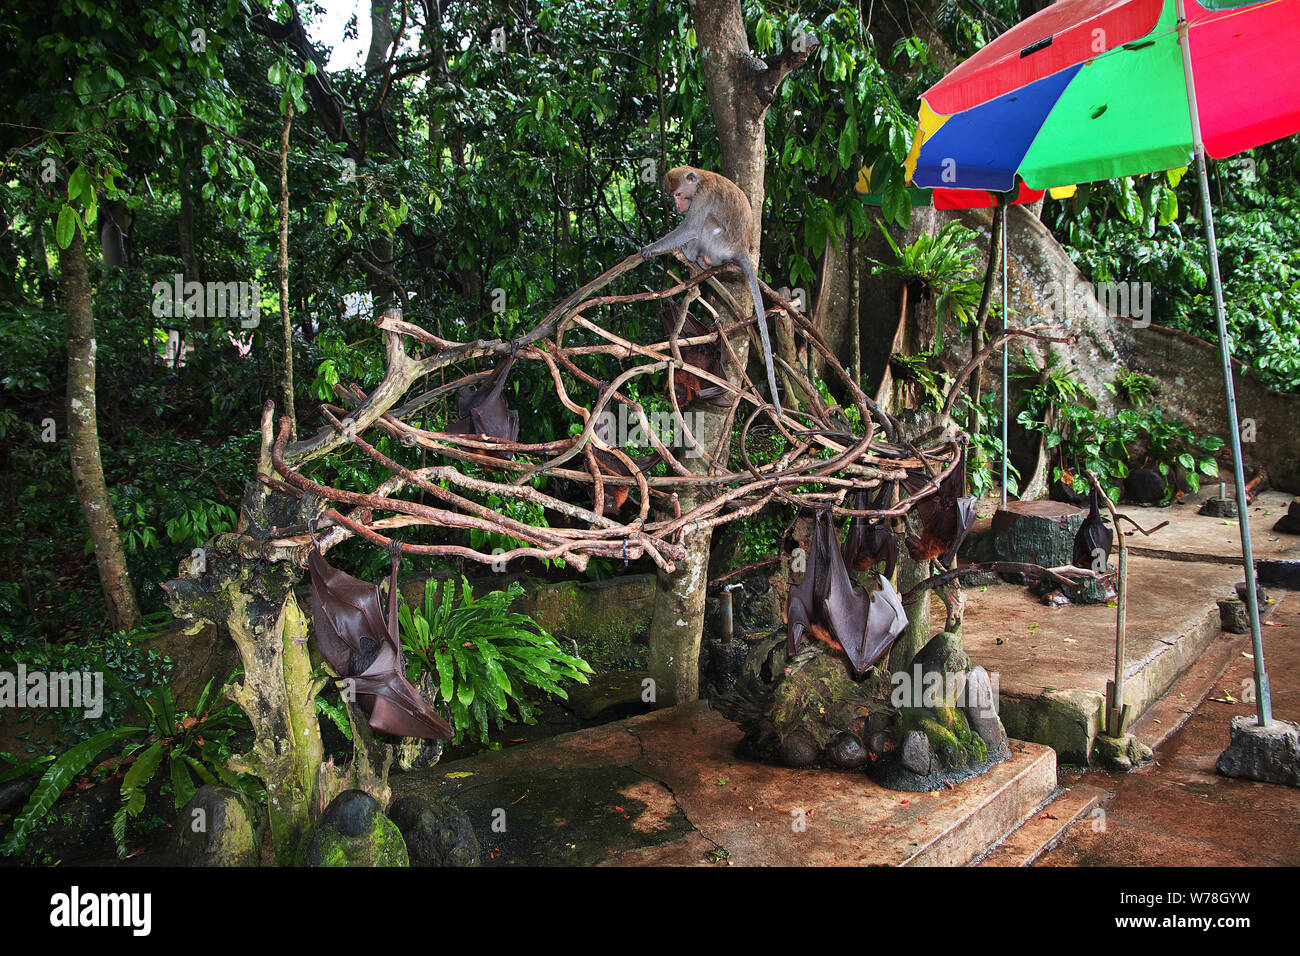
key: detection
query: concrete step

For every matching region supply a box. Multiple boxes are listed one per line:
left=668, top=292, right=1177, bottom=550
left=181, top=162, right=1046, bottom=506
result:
left=974, top=783, right=1110, bottom=866
left=903, top=741, right=1058, bottom=866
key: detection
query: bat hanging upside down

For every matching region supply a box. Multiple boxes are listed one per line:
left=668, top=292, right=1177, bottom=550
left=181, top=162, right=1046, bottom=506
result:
left=786, top=509, right=909, bottom=676
left=307, top=529, right=455, bottom=741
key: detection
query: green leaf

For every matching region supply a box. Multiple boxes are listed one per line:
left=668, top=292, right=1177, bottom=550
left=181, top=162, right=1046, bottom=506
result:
left=55, top=204, right=79, bottom=249
left=3, top=726, right=144, bottom=855
left=67, top=166, right=91, bottom=203
left=168, top=756, right=196, bottom=810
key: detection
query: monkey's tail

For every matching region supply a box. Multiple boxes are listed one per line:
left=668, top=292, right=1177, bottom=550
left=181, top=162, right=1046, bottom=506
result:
left=740, top=257, right=783, bottom=419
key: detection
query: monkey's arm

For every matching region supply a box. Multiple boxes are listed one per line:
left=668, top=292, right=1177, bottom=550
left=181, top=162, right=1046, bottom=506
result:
left=641, top=222, right=699, bottom=259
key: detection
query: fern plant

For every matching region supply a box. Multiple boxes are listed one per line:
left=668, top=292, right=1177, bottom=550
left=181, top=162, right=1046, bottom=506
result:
left=398, top=577, right=593, bottom=745
left=870, top=219, right=984, bottom=349
left=1, top=678, right=260, bottom=859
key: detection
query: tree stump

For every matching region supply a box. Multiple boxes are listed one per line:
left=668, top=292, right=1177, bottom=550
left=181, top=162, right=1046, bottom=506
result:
left=991, top=500, right=1086, bottom=569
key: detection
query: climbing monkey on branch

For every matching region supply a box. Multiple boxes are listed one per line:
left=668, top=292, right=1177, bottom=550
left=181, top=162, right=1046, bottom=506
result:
left=641, top=166, right=783, bottom=418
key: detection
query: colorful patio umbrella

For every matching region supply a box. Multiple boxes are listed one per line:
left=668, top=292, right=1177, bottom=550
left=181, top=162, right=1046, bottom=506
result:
left=905, top=0, right=1300, bottom=192
left=856, top=169, right=1049, bottom=210
left=904, top=0, right=1300, bottom=730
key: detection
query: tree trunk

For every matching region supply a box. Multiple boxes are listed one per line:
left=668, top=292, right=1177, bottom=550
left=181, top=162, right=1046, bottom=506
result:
left=645, top=0, right=812, bottom=705
left=366, top=0, right=397, bottom=314
left=178, top=148, right=203, bottom=331
left=60, top=223, right=141, bottom=632
left=278, top=105, right=297, bottom=440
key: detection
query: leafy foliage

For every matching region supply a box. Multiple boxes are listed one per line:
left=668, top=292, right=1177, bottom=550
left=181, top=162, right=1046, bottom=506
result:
left=1015, top=353, right=1223, bottom=502
left=1, top=677, right=258, bottom=859
left=1047, top=142, right=1300, bottom=393
left=398, top=577, right=593, bottom=745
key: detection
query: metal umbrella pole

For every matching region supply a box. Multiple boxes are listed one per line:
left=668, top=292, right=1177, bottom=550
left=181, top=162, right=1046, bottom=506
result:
left=1001, top=208, right=1009, bottom=507
left=1177, top=0, right=1272, bottom=725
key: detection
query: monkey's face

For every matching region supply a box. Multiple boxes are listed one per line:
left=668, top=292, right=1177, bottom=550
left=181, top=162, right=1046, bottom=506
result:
left=667, top=169, right=698, bottom=214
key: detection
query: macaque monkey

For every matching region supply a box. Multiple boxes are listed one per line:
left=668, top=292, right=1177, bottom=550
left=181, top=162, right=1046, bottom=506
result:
left=641, top=167, right=783, bottom=418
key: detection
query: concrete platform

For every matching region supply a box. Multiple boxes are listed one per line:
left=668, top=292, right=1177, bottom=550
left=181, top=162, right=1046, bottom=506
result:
left=935, top=554, right=1242, bottom=763
left=1124, top=488, right=1300, bottom=564
left=390, top=702, right=1057, bottom=866
left=948, top=482, right=1296, bottom=763
left=1036, top=592, right=1300, bottom=867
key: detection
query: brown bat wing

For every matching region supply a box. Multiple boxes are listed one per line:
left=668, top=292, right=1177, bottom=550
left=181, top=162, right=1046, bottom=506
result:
left=660, top=301, right=728, bottom=406
left=865, top=574, right=909, bottom=667
left=458, top=352, right=515, bottom=418
left=449, top=353, right=519, bottom=456
left=816, top=512, right=909, bottom=676
left=308, top=544, right=454, bottom=741
left=816, top=513, right=887, bottom=675
left=785, top=514, right=825, bottom=655
left=843, top=486, right=898, bottom=577
left=904, top=448, right=976, bottom=568
left=308, top=545, right=389, bottom=676
left=1072, top=486, right=1113, bottom=569
left=352, top=641, right=456, bottom=740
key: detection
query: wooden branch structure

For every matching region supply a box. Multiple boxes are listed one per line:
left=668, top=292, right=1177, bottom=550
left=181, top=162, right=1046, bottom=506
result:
left=259, top=263, right=992, bottom=573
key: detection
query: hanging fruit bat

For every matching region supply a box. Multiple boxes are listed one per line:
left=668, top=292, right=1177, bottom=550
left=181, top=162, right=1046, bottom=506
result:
left=1072, top=485, right=1113, bottom=571
left=814, top=510, right=909, bottom=675
left=660, top=301, right=728, bottom=407
left=446, top=350, right=519, bottom=457
left=785, top=521, right=822, bottom=657
left=307, top=533, right=455, bottom=741
left=785, top=511, right=909, bottom=676
left=843, top=485, right=898, bottom=579
left=904, top=445, right=977, bottom=568
left=587, top=412, right=662, bottom=516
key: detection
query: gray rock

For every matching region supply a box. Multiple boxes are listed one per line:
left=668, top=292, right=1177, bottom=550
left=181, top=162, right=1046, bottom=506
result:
left=779, top=731, right=819, bottom=768
left=1218, top=599, right=1251, bottom=634
left=1198, top=496, right=1238, bottom=518
left=826, top=732, right=869, bottom=770
left=1216, top=716, right=1300, bottom=787
left=295, top=789, right=409, bottom=866
left=166, top=785, right=263, bottom=867
left=387, top=795, right=481, bottom=867
left=900, top=730, right=932, bottom=776
left=963, top=666, right=1005, bottom=750
left=909, top=631, right=969, bottom=709
left=1093, top=733, right=1154, bottom=772
left=0, top=778, right=34, bottom=817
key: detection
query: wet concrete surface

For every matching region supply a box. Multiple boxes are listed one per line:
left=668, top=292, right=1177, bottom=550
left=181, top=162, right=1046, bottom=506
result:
left=1122, top=488, right=1300, bottom=563
left=391, top=702, right=1056, bottom=866
left=1036, top=592, right=1300, bottom=867
left=949, top=554, right=1241, bottom=701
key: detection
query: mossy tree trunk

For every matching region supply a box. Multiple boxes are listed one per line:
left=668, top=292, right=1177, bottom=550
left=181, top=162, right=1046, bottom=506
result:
left=644, top=0, right=814, bottom=707
left=221, top=581, right=323, bottom=864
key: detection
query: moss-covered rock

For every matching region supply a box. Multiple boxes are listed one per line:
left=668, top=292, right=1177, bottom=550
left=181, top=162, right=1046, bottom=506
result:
left=767, top=648, right=886, bottom=750
left=898, top=707, right=985, bottom=769
left=294, top=790, right=409, bottom=867
left=166, top=785, right=264, bottom=867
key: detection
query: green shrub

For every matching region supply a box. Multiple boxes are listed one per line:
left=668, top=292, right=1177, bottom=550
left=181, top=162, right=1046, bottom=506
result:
left=398, top=577, right=593, bottom=745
